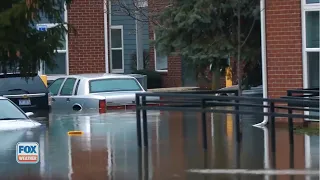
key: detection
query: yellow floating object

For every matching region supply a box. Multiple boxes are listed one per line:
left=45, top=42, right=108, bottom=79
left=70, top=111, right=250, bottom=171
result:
left=225, top=67, right=232, bottom=87
left=40, top=75, right=48, bottom=87
left=68, top=131, right=84, bottom=136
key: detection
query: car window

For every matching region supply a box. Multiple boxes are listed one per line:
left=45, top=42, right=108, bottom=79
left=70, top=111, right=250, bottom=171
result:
left=48, top=78, right=65, bottom=96
left=0, top=74, right=48, bottom=95
left=0, top=99, right=26, bottom=120
left=89, top=78, right=142, bottom=93
left=74, top=79, right=81, bottom=95
left=60, top=78, right=77, bottom=96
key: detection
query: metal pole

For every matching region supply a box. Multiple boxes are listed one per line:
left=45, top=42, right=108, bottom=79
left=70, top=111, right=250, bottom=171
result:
left=138, top=147, right=142, bottom=180
left=287, top=92, right=294, bottom=149
left=142, top=96, right=148, bottom=147
left=269, top=102, right=276, bottom=169
left=287, top=91, right=295, bottom=174
left=201, top=99, right=208, bottom=150
left=235, top=99, right=241, bottom=143
left=143, top=148, right=149, bottom=180
left=237, top=0, right=242, bottom=96
left=235, top=141, right=241, bottom=180
left=136, top=94, right=142, bottom=147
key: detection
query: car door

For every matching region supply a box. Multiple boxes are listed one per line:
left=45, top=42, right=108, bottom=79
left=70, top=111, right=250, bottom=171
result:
left=48, top=78, right=65, bottom=109
left=56, top=78, right=77, bottom=110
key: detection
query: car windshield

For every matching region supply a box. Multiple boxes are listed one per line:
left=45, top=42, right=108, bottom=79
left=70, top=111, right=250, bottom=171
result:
left=0, top=99, right=27, bottom=120
left=89, top=78, right=143, bottom=93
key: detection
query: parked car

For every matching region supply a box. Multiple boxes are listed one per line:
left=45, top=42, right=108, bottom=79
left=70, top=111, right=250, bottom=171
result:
left=0, top=96, right=41, bottom=131
left=48, top=73, right=159, bottom=112
left=0, top=73, right=51, bottom=118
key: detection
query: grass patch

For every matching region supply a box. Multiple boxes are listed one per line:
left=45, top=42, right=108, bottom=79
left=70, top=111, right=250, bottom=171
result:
left=294, top=126, right=319, bottom=135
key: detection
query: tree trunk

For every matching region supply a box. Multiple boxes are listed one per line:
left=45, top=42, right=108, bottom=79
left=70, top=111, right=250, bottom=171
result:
left=211, top=68, right=221, bottom=90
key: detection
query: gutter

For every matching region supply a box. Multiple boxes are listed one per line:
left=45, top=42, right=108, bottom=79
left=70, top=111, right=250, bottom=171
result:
left=253, top=0, right=268, bottom=127
left=104, top=0, right=110, bottom=73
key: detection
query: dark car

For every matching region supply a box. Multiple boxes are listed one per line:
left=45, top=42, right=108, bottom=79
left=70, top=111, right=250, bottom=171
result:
left=0, top=73, right=51, bottom=119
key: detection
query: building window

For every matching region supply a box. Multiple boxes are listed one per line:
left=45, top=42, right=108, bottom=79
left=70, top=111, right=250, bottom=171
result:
left=302, top=1, right=320, bottom=89
left=154, top=33, right=168, bottom=72
left=135, top=0, right=148, bottom=7
left=110, top=26, right=124, bottom=73
left=37, top=3, right=68, bottom=75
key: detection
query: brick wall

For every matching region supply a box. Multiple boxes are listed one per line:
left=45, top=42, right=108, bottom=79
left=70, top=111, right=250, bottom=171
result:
left=148, top=0, right=182, bottom=87
left=68, top=0, right=107, bottom=74
left=265, top=0, right=303, bottom=98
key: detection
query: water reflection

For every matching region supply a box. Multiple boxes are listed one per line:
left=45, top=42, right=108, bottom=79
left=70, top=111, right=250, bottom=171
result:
left=0, top=110, right=318, bottom=180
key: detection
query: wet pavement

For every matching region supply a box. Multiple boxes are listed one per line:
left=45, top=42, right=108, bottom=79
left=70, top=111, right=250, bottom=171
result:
left=0, top=109, right=319, bottom=180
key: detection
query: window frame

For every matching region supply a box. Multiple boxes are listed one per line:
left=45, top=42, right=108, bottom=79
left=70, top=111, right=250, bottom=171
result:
left=73, top=79, right=81, bottom=95
left=301, top=0, right=320, bottom=89
left=301, top=1, right=320, bottom=120
left=48, top=78, right=66, bottom=96
left=153, top=32, right=168, bottom=72
left=110, top=25, right=124, bottom=73
left=38, top=3, right=69, bottom=76
left=59, top=78, right=77, bottom=96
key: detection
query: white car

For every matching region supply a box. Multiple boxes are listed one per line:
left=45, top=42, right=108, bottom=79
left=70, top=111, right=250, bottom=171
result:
left=48, top=73, right=159, bottom=112
left=0, top=97, right=41, bottom=131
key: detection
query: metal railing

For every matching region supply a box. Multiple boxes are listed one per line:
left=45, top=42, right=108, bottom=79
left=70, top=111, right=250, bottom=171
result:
left=135, top=89, right=319, bottom=150
left=286, top=88, right=319, bottom=98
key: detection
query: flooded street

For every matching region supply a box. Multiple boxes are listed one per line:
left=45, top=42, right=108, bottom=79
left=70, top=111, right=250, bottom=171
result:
left=0, top=110, right=318, bottom=180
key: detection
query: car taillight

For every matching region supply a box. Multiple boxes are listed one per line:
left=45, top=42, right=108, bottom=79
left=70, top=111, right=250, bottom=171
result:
left=48, top=93, right=52, bottom=106
left=99, top=99, right=106, bottom=113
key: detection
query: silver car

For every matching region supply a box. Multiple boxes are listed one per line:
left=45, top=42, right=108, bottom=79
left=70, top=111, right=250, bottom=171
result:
left=48, top=73, right=157, bottom=112
left=0, top=97, right=41, bottom=131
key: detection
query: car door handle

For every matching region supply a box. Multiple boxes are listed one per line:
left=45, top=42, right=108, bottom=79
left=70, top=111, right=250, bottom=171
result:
left=66, top=98, right=70, bottom=102
left=52, top=98, right=55, bottom=102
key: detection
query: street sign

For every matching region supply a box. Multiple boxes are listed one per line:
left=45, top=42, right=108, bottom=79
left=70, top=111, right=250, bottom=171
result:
left=37, top=25, right=47, bottom=31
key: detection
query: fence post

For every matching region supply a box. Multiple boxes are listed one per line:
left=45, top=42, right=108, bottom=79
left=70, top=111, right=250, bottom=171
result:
left=136, top=94, right=142, bottom=147
left=287, top=91, right=294, bottom=154
left=269, top=102, right=276, bottom=168
left=142, top=96, right=148, bottom=147
left=235, top=98, right=241, bottom=143
left=201, top=99, right=207, bottom=150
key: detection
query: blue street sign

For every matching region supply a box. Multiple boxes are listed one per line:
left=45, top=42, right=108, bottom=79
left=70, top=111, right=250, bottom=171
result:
left=37, top=25, right=47, bottom=32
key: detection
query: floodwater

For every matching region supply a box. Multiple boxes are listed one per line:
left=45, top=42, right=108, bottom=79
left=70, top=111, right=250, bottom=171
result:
left=0, top=109, right=319, bottom=180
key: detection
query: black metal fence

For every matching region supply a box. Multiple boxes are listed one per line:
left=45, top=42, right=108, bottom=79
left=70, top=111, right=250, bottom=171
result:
left=135, top=88, right=319, bottom=151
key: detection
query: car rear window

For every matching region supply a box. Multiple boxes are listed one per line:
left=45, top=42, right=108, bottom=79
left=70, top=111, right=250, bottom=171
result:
left=89, top=78, right=142, bottom=93
left=0, top=74, right=48, bottom=95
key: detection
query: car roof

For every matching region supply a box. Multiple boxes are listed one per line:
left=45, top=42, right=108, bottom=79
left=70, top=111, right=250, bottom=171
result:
left=47, top=73, right=135, bottom=81
left=77, top=73, right=134, bottom=78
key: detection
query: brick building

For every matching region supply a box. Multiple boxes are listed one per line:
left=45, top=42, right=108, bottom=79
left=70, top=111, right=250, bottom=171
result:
left=38, top=0, right=318, bottom=91
left=37, top=0, right=230, bottom=88
left=38, top=0, right=150, bottom=81
left=262, top=0, right=319, bottom=99
left=149, top=0, right=319, bottom=91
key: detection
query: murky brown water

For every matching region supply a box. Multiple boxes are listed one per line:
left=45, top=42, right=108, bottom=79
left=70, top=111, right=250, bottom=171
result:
left=0, top=110, right=318, bottom=180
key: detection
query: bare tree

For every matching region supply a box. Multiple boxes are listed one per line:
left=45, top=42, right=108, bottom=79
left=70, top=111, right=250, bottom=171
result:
left=108, top=0, right=173, bottom=28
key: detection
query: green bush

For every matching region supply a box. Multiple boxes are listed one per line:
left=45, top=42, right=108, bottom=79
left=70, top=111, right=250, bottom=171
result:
left=132, top=69, right=162, bottom=89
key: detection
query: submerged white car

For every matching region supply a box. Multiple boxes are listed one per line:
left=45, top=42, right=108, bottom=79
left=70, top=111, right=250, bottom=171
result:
left=48, top=73, right=159, bottom=112
left=0, top=97, right=41, bottom=131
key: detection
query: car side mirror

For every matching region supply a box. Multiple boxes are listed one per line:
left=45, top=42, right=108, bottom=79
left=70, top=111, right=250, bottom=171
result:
left=25, top=112, right=34, bottom=117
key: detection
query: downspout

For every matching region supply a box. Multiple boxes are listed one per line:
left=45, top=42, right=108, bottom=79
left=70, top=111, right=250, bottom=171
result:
left=104, top=0, right=110, bottom=73
left=253, top=0, right=268, bottom=127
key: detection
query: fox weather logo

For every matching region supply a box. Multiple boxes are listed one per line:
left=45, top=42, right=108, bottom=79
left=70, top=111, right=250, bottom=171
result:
left=16, top=142, right=39, bottom=164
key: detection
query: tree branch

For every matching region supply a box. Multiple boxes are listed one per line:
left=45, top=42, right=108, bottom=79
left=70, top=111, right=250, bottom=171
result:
left=241, top=18, right=256, bottom=48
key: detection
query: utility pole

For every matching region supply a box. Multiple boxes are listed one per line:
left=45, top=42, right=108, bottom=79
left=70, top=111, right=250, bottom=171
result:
left=237, top=0, right=242, bottom=96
